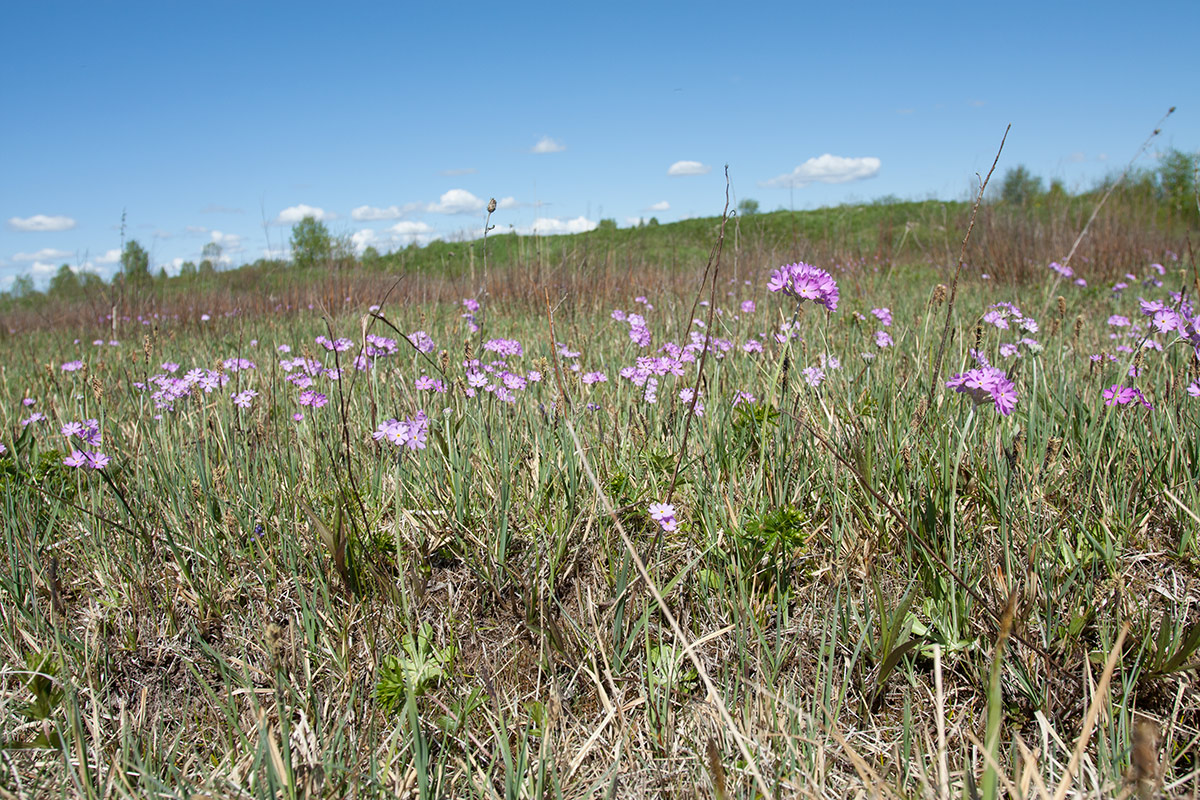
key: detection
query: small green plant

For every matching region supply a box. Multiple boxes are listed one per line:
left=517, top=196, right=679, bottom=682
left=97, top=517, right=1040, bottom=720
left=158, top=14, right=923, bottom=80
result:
left=375, top=623, right=455, bottom=713
left=3, top=653, right=65, bottom=750
left=734, top=505, right=810, bottom=592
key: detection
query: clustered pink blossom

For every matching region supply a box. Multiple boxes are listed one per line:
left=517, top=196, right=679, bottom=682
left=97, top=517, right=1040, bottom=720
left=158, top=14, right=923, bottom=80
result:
left=767, top=262, right=839, bottom=312
left=945, top=365, right=1018, bottom=416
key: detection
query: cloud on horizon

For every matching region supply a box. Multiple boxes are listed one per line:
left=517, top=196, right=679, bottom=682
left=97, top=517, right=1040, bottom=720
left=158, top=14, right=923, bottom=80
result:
left=645, top=200, right=670, bottom=212
left=8, top=214, right=77, bottom=232
left=12, top=248, right=73, bottom=262
left=275, top=204, right=328, bottom=224
left=762, top=154, right=882, bottom=188
left=667, top=160, right=711, bottom=176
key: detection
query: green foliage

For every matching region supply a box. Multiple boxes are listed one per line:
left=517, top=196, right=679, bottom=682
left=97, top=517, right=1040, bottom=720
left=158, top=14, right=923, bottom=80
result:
left=3, top=653, right=65, bottom=750
left=289, top=216, right=333, bottom=269
left=121, top=239, right=151, bottom=283
left=998, top=165, right=1044, bottom=206
left=737, top=198, right=759, bottom=215
left=1158, top=147, right=1198, bottom=218
left=375, top=623, right=455, bottom=713
left=595, top=218, right=618, bottom=232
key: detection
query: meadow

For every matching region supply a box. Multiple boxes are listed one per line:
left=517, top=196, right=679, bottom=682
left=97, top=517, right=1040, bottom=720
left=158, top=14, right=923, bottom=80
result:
left=1, top=188, right=1199, bottom=799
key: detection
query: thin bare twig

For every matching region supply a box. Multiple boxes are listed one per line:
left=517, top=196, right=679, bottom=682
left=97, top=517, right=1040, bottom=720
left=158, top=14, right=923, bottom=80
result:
left=668, top=166, right=731, bottom=503
left=927, top=125, right=1009, bottom=410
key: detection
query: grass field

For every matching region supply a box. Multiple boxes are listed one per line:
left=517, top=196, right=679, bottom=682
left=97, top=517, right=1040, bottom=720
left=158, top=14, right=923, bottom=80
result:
left=1, top=197, right=1199, bottom=798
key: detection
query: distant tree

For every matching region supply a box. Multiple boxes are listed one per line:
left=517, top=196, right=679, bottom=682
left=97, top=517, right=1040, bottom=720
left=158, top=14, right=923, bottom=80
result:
left=595, top=218, right=618, bottom=232
left=49, top=264, right=81, bottom=295
left=738, top=198, right=760, bottom=215
left=178, top=260, right=198, bottom=278
left=10, top=274, right=35, bottom=298
left=201, top=242, right=223, bottom=266
left=1157, top=148, right=1198, bottom=218
left=157, top=267, right=168, bottom=281
left=198, top=259, right=216, bottom=275
left=999, top=166, right=1044, bottom=206
left=121, top=239, right=151, bottom=283
left=362, top=245, right=381, bottom=267
left=290, top=216, right=333, bottom=269
left=647, top=217, right=660, bottom=227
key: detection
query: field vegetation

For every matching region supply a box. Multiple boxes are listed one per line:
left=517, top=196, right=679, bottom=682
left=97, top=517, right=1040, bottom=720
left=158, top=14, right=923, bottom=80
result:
left=1, top=155, right=1199, bottom=798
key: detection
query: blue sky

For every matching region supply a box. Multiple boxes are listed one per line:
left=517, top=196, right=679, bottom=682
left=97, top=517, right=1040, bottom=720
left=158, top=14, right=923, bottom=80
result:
left=3, top=0, right=1197, bottom=289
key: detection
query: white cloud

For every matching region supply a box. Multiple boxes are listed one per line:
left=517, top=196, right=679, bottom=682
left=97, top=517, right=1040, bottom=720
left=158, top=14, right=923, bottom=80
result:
left=351, top=203, right=423, bottom=221
left=95, top=249, right=122, bottom=264
left=8, top=214, right=77, bottom=232
left=210, top=230, right=243, bottom=250
left=762, top=154, right=882, bottom=188
left=496, top=196, right=519, bottom=210
left=30, top=261, right=60, bottom=276
left=351, top=228, right=379, bottom=253
left=428, top=189, right=485, bottom=215
left=12, top=248, right=72, bottom=262
left=668, top=160, right=711, bottom=176
left=388, top=221, right=434, bottom=237
left=524, top=216, right=597, bottom=236
left=531, top=136, right=566, bottom=154
left=275, top=204, right=327, bottom=224
left=645, top=200, right=670, bottom=212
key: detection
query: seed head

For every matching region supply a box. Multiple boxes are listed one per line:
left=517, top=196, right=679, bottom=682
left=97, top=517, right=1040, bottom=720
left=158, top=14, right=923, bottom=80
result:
left=487, top=197, right=497, bottom=214
left=933, top=284, right=948, bottom=306
left=1056, top=296, right=1066, bottom=317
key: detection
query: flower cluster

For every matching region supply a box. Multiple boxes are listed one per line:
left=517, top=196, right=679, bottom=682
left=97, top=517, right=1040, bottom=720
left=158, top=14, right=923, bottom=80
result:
left=60, top=418, right=109, bottom=469
left=767, top=262, right=839, bottom=312
left=373, top=411, right=429, bottom=451
left=945, top=365, right=1018, bottom=416
left=648, top=502, right=679, bottom=533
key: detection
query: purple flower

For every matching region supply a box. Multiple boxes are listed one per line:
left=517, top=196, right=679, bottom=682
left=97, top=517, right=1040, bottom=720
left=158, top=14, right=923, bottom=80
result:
left=407, top=331, right=435, bottom=354
left=231, top=389, right=258, bottom=408
left=61, top=360, right=84, bottom=372
left=871, top=307, right=893, bottom=327
left=298, top=390, right=328, bottom=408
left=874, top=331, right=893, bottom=348
left=802, top=366, right=825, bottom=387
left=648, top=502, right=679, bottom=533
left=21, top=413, right=46, bottom=427
left=767, top=262, right=839, bottom=312
left=1107, top=315, right=1131, bottom=328
left=1049, top=261, right=1074, bottom=278
left=582, top=371, right=607, bottom=385
left=946, top=366, right=1018, bottom=416
left=63, top=450, right=88, bottom=468
left=0, top=443, right=7, bottom=455
left=463, top=298, right=480, bottom=313
left=374, top=412, right=429, bottom=451
left=22, top=398, right=35, bottom=407
left=1187, top=380, right=1200, bottom=398
left=1103, top=384, right=1152, bottom=409
left=483, top=338, right=523, bottom=357
left=740, top=300, right=756, bottom=314
left=85, top=451, right=111, bottom=470
left=414, top=375, right=445, bottom=392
